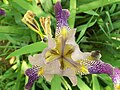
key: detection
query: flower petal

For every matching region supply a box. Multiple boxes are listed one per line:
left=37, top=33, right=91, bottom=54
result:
left=111, top=68, right=120, bottom=90
left=43, top=60, right=61, bottom=81
left=62, top=68, right=77, bottom=86
left=28, top=54, right=45, bottom=66
left=40, top=16, right=52, bottom=37
left=25, top=68, right=39, bottom=89
left=44, top=60, right=61, bottom=74
left=43, top=74, right=54, bottom=82
left=54, top=1, right=70, bottom=36
left=66, top=29, right=83, bottom=61
left=47, top=35, right=56, bottom=49
left=88, top=60, right=113, bottom=75
left=54, top=1, right=62, bottom=22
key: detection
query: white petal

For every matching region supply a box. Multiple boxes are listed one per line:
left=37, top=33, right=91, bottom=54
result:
left=28, top=54, right=45, bottom=66
left=43, top=74, right=54, bottom=82
left=44, top=60, right=61, bottom=74
left=48, top=35, right=56, bottom=49
left=43, top=60, right=61, bottom=82
left=66, top=29, right=82, bottom=61
left=62, top=68, right=77, bottom=86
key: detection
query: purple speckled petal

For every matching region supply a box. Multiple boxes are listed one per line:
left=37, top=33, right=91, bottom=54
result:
left=87, top=58, right=120, bottom=89
left=88, top=60, right=113, bottom=75
left=54, top=1, right=62, bottom=22
left=54, top=1, right=70, bottom=35
left=111, top=68, right=120, bottom=84
left=61, top=9, right=70, bottom=26
left=25, top=68, right=39, bottom=90
left=0, top=9, right=5, bottom=16
left=110, top=68, right=120, bottom=90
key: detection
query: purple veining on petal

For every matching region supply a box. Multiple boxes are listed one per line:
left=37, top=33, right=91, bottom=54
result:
left=61, top=9, right=70, bottom=26
left=110, top=68, right=120, bottom=84
left=88, top=60, right=113, bottom=75
left=54, top=1, right=70, bottom=33
left=54, top=1, right=62, bottom=22
left=88, top=60, right=120, bottom=88
left=25, top=68, right=39, bottom=90
left=62, top=9, right=70, bottom=21
left=0, top=9, right=5, bottom=16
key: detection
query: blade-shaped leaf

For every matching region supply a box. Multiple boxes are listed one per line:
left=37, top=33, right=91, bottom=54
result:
left=0, top=26, right=29, bottom=35
left=77, top=77, right=91, bottom=90
left=51, top=75, right=62, bottom=90
left=92, top=74, right=100, bottom=90
left=6, top=42, right=47, bottom=59
left=77, top=0, right=120, bottom=13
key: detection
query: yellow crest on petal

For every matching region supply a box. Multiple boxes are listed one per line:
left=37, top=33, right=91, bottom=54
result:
left=56, top=27, right=68, bottom=39
left=61, top=27, right=67, bottom=39
left=80, top=65, right=89, bottom=75
left=38, top=67, right=44, bottom=75
left=114, top=84, right=120, bottom=90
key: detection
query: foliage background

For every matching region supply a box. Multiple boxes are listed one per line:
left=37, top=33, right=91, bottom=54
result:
left=0, top=0, right=120, bottom=90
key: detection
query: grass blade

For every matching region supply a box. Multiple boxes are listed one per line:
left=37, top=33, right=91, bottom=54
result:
left=14, top=0, right=46, bottom=17
left=68, top=0, right=76, bottom=28
left=0, top=26, right=29, bottom=35
left=92, top=74, right=100, bottom=90
left=77, top=77, right=91, bottom=90
left=77, top=0, right=120, bottom=13
left=51, top=75, right=62, bottom=90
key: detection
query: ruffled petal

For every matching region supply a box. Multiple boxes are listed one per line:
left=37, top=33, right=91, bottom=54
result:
left=62, top=68, right=77, bottom=86
left=28, top=54, right=45, bottom=66
left=66, top=29, right=82, bottom=61
left=44, top=60, right=61, bottom=74
left=43, top=60, right=61, bottom=81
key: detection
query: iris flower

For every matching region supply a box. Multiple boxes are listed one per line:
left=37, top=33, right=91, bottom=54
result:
left=25, top=1, right=88, bottom=89
left=24, top=1, right=120, bottom=90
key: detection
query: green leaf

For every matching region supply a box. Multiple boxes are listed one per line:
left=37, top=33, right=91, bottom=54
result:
left=0, top=33, right=7, bottom=40
left=68, top=0, right=76, bottom=28
left=92, top=74, right=100, bottom=90
left=0, top=26, right=29, bottom=35
left=77, top=20, right=96, bottom=32
left=84, top=10, right=99, bottom=16
left=51, top=75, right=62, bottom=90
left=40, top=0, right=53, bottom=13
left=105, top=86, right=112, bottom=90
left=77, top=77, right=91, bottom=90
left=53, top=0, right=61, bottom=4
left=76, top=17, right=96, bottom=43
left=6, top=42, right=47, bottom=59
left=14, top=0, right=46, bottom=17
left=77, top=0, right=120, bottom=13
left=41, top=82, right=50, bottom=90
